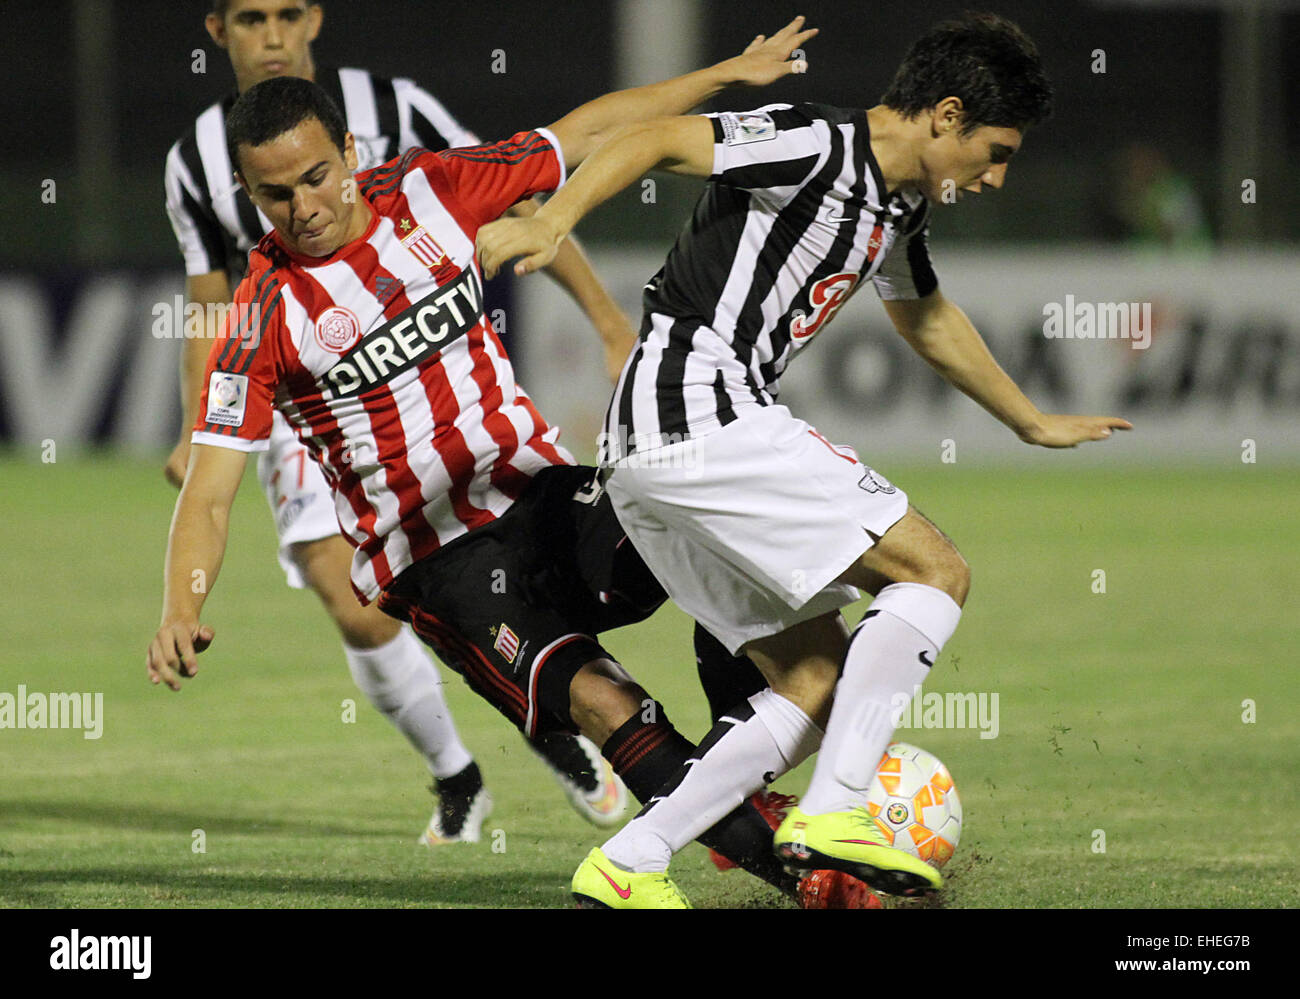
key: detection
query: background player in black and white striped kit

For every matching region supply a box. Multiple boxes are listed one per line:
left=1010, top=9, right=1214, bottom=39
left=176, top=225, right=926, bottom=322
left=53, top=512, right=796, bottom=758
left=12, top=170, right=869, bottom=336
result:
left=162, top=0, right=638, bottom=843
left=479, top=12, right=1133, bottom=906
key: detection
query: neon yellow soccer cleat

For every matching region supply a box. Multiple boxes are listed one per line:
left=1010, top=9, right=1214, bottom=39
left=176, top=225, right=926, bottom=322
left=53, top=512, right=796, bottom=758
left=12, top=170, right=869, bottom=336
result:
left=571, top=848, right=692, bottom=909
left=773, top=805, right=942, bottom=896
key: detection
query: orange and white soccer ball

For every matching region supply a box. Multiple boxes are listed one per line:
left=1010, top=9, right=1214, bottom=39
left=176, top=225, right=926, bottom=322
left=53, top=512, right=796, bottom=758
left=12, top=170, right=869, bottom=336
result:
left=865, top=742, right=962, bottom=868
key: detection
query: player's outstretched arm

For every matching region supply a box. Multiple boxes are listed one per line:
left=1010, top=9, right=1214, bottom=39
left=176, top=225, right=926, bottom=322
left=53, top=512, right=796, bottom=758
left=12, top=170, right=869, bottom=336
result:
left=545, top=14, right=816, bottom=169
left=478, top=17, right=818, bottom=281
left=147, top=444, right=248, bottom=691
left=478, top=115, right=715, bottom=279
left=883, top=291, right=1133, bottom=448
left=505, top=197, right=636, bottom=380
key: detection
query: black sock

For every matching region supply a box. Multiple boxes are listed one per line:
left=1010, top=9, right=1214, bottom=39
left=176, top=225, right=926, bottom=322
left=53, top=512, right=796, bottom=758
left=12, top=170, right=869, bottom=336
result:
left=433, top=761, right=484, bottom=836
left=603, top=705, right=797, bottom=895
left=694, top=622, right=768, bottom=724
left=435, top=760, right=483, bottom=796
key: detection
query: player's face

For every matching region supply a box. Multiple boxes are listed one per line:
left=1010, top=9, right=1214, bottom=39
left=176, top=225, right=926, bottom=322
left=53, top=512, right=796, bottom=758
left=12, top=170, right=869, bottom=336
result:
left=206, top=0, right=323, bottom=90
left=237, top=117, right=365, bottom=258
left=921, top=123, right=1023, bottom=203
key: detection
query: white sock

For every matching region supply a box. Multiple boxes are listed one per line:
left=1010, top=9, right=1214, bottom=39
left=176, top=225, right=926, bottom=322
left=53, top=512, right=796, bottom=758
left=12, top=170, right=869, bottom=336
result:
left=344, top=626, right=474, bottom=780
left=602, top=689, right=822, bottom=873
left=801, top=582, right=962, bottom=816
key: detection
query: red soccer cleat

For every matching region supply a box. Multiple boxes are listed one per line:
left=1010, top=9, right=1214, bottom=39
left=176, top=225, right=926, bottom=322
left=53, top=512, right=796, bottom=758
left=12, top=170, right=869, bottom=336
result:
left=796, top=869, right=885, bottom=910
left=709, top=849, right=741, bottom=871
left=707, top=791, right=884, bottom=908
left=752, top=790, right=799, bottom=830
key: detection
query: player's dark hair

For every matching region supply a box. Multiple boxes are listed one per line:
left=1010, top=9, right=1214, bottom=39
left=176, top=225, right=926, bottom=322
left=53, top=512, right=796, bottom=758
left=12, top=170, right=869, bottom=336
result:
left=226, top=76, right=347, bottom=173
left=881, top=12, right=1053, bottom=134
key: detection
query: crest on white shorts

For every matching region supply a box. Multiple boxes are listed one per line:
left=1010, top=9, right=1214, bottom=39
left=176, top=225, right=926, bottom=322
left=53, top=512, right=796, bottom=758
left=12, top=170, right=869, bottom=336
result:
left=858, top=468, right=897, bottom=494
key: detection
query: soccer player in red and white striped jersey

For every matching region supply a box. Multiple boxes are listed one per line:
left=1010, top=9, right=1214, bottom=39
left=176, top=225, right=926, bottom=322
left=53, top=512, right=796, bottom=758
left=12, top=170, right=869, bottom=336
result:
left=194, top=126, right=573, bottom=600
left=166, top=0, right=643, bottom=842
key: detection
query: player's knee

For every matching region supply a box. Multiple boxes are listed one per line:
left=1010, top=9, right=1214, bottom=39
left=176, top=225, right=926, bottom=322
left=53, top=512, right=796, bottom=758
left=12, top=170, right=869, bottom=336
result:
left=765, top=662, right=837, bottom=729
left=311, top=579, right=400, bottom=648
left=932, top=547, right=971, bottom=608
left=292, top=541, right=400, bottom=648
left=568, top=659, right=648, bottom=747
left=743, top=617, right=846, bottom=729
left=334, top=603, right=402, bottom=649
left=903, top=537, right=970, bottom=608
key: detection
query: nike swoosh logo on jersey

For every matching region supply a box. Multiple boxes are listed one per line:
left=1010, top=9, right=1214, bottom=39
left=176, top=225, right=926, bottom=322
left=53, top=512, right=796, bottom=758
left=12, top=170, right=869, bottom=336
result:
left=596, top=865, right=632, bottom=899
left=918, top=650, right=935, bottom=667
left=822, top=207, right=855, bottom=225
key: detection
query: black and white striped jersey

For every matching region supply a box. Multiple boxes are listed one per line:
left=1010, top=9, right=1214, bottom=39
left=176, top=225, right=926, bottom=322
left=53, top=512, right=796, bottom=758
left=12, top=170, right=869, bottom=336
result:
left=599, top=102, right=938, bottom=464
left=164, top=66, right=479, bottom=280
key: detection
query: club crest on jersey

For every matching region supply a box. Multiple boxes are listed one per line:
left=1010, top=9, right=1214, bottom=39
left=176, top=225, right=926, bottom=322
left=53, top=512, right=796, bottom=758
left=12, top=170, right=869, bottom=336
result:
left=314, top=307, right=362, bottom=354
left=400, top=221, right=449, bottom=270
left=718, top=111, right=777, bottom=145
left=205, top=371, right=248, bottom=427
left=790, top=272, right=859, bottom=342
left=320, top=267, right=483, bottom=399
left=493, top=624, right=520, bottom=664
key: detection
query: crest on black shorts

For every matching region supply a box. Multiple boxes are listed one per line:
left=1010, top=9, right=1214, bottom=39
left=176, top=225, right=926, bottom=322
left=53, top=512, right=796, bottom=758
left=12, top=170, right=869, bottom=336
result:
left=492, top=623, right=520, bottom=664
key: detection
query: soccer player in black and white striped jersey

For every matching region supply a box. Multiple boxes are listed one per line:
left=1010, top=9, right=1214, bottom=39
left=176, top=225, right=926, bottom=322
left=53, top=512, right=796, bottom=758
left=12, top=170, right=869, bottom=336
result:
left=480, top=12, right=1133, bottom=905
left=162, top=0, right=642, bottom=843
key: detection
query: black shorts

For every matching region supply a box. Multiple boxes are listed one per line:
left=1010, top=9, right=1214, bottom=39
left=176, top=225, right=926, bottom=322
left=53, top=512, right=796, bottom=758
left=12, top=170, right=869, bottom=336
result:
left=376, top=465, right=667, bottom=738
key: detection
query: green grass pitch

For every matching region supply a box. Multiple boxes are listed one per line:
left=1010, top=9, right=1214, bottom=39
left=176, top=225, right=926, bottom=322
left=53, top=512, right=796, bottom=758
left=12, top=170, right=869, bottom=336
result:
left=0, top=453, right=1295, bottom=908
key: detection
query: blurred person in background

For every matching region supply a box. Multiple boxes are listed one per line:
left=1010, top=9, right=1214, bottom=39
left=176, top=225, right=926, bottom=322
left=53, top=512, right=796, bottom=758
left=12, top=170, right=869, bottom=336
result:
left=1110, top=141, right=1212, bottom=253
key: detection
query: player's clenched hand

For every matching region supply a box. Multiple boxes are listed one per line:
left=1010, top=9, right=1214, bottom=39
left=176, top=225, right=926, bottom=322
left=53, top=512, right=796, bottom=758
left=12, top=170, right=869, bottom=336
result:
left=724, top=15, right=819, bottom=86
left=477, top=215, right=564, bottom=279
left=147, top=619, right=215, bottom=692
left=1018, top=414, right=1133, bottom=448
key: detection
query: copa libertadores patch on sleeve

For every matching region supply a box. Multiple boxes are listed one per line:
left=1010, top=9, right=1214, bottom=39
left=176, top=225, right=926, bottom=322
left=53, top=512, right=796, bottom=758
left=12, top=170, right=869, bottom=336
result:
left=718, top=111, right=777, bottom=145
left=205, top=372, right=249, bottom=427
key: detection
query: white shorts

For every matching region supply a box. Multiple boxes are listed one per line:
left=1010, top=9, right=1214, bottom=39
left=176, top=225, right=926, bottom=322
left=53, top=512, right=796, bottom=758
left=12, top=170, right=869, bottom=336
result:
left=256, top=410, right=342, bottom=589
left=605, top=405, right=909, bottom=654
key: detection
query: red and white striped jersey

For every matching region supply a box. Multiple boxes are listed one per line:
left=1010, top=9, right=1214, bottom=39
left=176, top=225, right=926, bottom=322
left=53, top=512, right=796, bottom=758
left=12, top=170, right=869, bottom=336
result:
left=192, top=128, right=574, bottom=603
